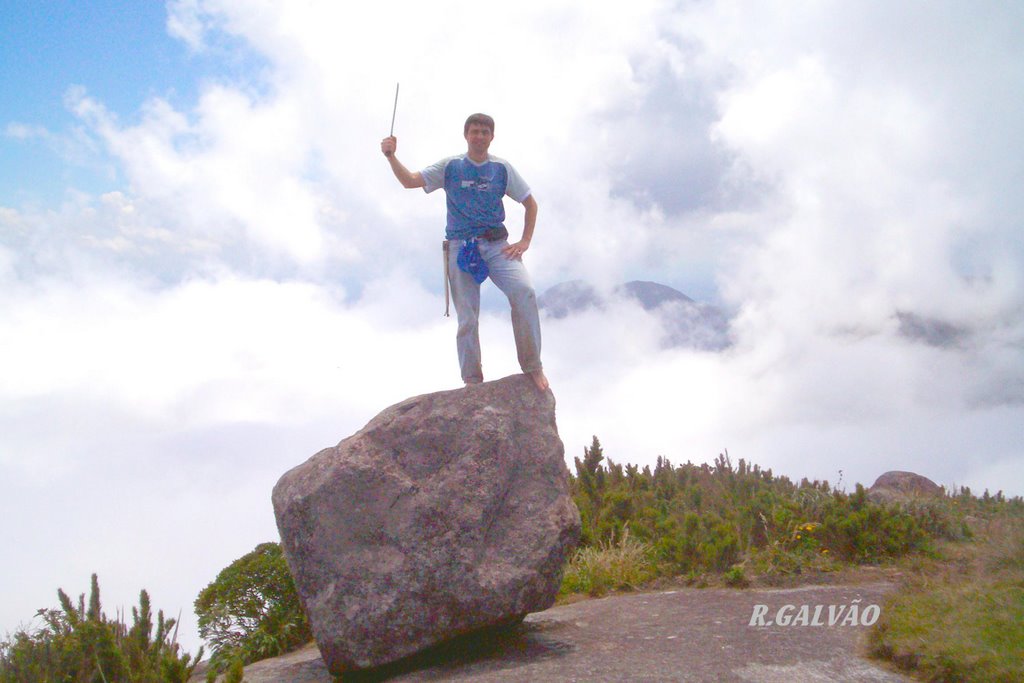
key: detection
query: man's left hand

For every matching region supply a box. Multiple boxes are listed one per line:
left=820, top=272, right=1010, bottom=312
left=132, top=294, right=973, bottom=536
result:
left=502, top=240, right=530, bottom=260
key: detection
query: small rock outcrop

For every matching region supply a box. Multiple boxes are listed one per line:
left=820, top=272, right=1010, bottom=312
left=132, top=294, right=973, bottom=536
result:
left=868, top=470, right=944, bottom=504
left=271, top=375, right=581, bottom=675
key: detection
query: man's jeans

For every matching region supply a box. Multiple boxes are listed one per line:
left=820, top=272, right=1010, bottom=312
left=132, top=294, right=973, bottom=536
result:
left=447, top=238, right=543, bottom=384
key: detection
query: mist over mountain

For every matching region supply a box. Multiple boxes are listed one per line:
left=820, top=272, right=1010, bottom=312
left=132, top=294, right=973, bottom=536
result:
left=538, top=280, right=732, bottom=351
left=895, top=311, right=969, bottom=349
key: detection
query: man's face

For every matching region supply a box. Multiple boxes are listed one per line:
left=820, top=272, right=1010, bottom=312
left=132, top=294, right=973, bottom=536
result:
left=464, top=123, right=493, bottom=156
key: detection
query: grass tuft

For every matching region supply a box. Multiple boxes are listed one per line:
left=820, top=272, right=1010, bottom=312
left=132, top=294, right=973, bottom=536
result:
left=560, top=526, right=655, bottom=597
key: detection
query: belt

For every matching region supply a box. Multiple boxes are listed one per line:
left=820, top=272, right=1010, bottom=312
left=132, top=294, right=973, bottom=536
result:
left=479, top=226, right=508, bottom=242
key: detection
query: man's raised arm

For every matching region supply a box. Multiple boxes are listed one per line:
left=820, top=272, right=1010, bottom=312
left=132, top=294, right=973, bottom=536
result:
left=381, top=136, right=425, bottom=188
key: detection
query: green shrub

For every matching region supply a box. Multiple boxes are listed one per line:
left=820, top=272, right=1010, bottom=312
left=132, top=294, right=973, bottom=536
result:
left=560, top=526, right=654, bottom=597
left=822, top=502, right=934, bottom=563
left=699, top=515, right=741, bottom=571
left=723, top=566, right=749, bottom=588
left=195, top=542, right=311, bottom=679
left=565, top=437, right=1007, bottom=587
left=0, top=574, right=201, bottom=683
left=224, top=655, right=245, bottom=683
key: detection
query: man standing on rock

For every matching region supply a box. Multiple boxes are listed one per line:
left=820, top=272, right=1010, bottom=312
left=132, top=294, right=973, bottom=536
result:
left=381, top=113, right=549, bottom=391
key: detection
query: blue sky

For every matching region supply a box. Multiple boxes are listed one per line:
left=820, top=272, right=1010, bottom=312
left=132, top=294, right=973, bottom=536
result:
left=2, top=0, right=1023, bottom=662
left=2, top=4, right=181, bottom=115
left=0, top=1, right=263, bottom=204
left=3, top=3, right=170, bottom=201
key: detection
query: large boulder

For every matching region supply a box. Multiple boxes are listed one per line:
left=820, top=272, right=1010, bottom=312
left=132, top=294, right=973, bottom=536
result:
left=867, top=470, right=944, bottom=504
left=271, top=375, right=581, bottom=675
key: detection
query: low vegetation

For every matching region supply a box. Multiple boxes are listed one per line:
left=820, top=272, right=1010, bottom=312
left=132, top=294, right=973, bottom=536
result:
left=560, top=526, right=655, bottom=596
left=0, top=574, right=201, bottom=683
left=560, top=437, right=967, bottom=597
left=868, top=508, right=1024, bottom=681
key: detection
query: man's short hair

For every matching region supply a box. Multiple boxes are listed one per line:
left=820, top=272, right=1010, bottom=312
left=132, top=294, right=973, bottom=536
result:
left=464, top=113, right=495, bottom=135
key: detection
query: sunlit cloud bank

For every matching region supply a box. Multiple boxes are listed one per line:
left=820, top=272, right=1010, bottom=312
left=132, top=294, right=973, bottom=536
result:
left=1, top=272, right=454, bottom=453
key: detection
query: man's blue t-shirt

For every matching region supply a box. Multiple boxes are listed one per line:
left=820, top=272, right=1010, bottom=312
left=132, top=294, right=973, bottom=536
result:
left=420, top=155, right=531, bottom=240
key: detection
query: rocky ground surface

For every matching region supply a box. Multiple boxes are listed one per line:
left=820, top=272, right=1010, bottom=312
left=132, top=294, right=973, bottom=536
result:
left=195, top=571, right=914, bottom=682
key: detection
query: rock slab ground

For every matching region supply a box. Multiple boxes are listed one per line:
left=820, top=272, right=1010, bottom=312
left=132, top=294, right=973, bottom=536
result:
left=272, top=375, right=580, bottom=674
left=221, top=581, right=912, bottom=682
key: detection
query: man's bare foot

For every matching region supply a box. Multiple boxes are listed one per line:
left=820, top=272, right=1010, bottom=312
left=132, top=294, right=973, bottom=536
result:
left=527, top=369, right=550, bottom=391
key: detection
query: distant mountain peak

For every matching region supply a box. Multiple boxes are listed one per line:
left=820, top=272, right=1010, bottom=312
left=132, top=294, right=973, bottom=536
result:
left=895, top=311, right=967, bottom=348
left=535, top=280, right=603, bottom=319
left=538, top=280, right=731, bottom=351
left=615, top=280, right=695, bottom=311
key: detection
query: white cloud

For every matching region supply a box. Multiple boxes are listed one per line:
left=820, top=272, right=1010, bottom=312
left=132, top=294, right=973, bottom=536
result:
left=5, top=122, right=51, bottom=140
left=66, top=88, right=331, bottom=265
left=166, top=0, right=213, bottom=51
left=0, top=273, right=458, bottom=440
left=60, top=0, right=689, bottom=288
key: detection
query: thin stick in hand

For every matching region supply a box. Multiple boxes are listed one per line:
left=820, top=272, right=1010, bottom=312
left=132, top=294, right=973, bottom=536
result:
left=389, top=83, right=400, bottom=136
left=385, top=83, right=399, bottom=157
